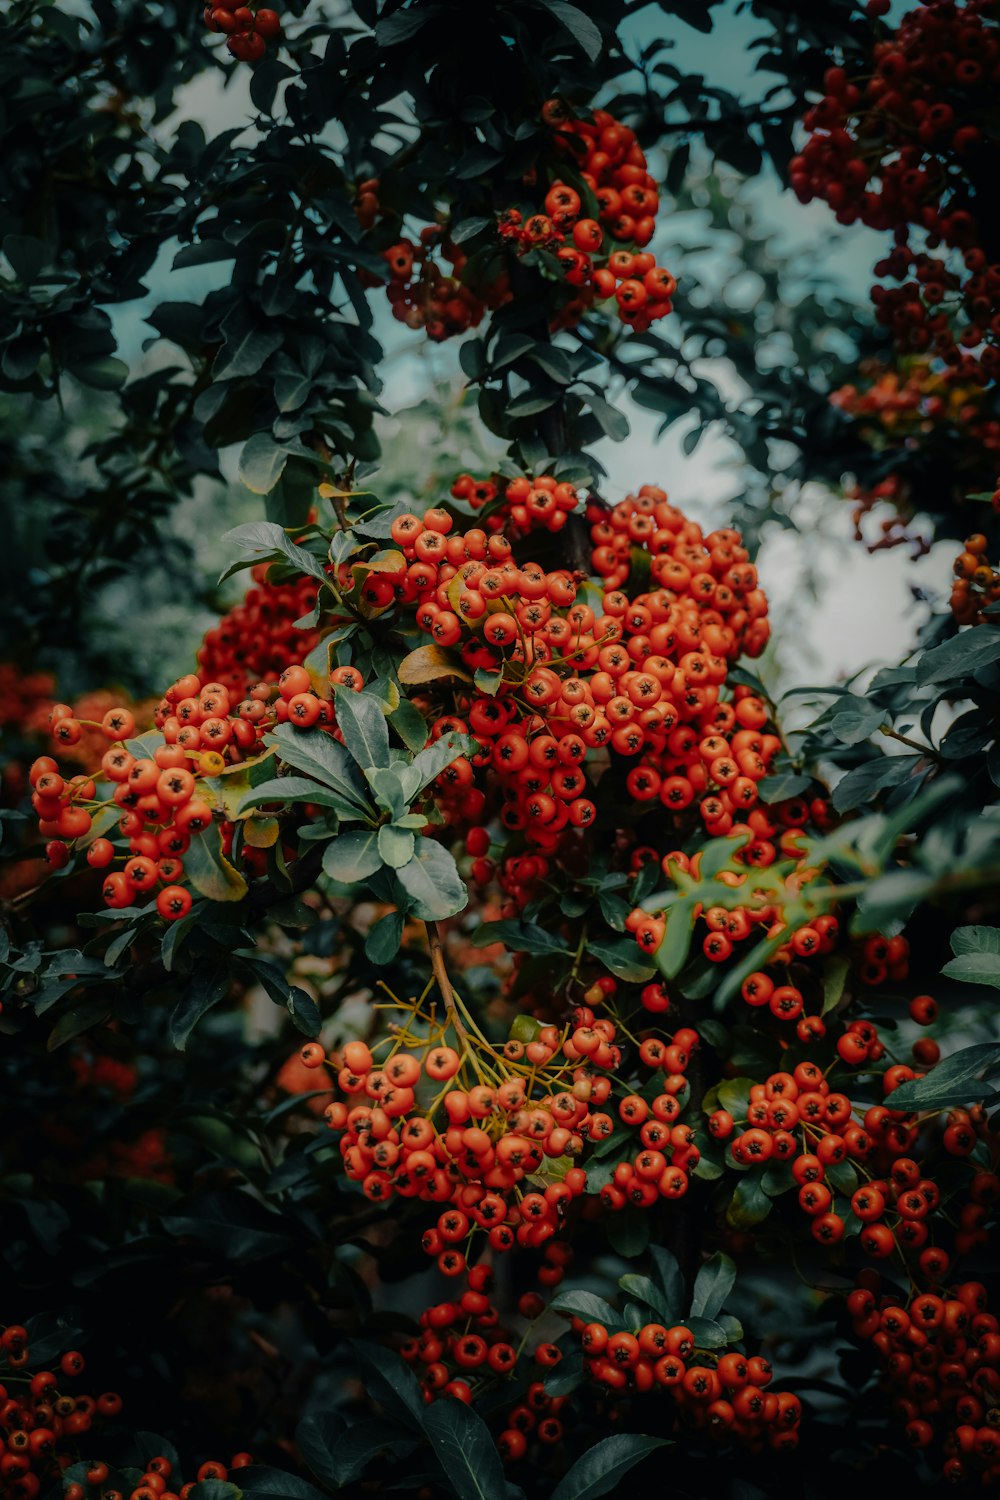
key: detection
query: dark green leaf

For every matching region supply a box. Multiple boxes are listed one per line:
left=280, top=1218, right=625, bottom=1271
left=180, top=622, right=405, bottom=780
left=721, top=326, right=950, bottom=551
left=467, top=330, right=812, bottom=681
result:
left=690, top=1253, right=736, bottom=1321
left=549, top=1435, right=671, bottom=1500
left=422, top=1399, right=508, bottom=1500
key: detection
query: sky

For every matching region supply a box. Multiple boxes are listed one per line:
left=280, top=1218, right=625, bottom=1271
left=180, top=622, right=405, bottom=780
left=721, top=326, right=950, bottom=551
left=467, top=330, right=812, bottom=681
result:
left=105, top=0, right=945, bottom=701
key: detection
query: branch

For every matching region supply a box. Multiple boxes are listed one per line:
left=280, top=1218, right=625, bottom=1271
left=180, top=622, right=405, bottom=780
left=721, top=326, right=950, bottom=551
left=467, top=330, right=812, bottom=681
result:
left=425, top=919, right=469, bottom=1046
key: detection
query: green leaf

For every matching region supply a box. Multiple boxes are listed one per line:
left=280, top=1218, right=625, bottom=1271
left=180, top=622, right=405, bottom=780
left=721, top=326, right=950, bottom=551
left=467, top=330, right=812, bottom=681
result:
left=551, top=1290, right=623, bottom=1327
left=221, top=521, right=329, bottom=587
left=422, top=1399, right=508, bottom=1500
left=655, top=897, right=696, bottom=979
left=239, top=434, right=290, bottom=495
left=690, top=1253, right=736, bottom=1321
left=170, top=966, right=229, bottom=1049
left=162, top=1191, right=290, bottom=1261
left=367, top=766, right=412, bottom=819
left=267, top=725, right=370, bottom=808
left=375, top=7, right=436, bottom=44
left=941, top=953, right=1000, bottom=989
left=451, top=216, right=493, bottom=244
left=213, top=320, right=283, bottom=381
left=916, top=623, right=1000, bottom=686
left=407, top=733, right=475, bottom=796
left=396, top=839, right=468, bottom=921
left=390, top=699, right=429, bottom=753
left=885, top=1043, right=1000, bottom=1111
left=726, top=1168, right=772, bottom=1229
left=944, top=927, right=1000, bottom=987
left=812, top=696, right=884, bottom=746
left=235, top=776, right=360, bottom=820
left=952, top=925, right=1000, bottom=956
left=185, top=827, right=248, bottom=902
left=46, top=996, right=111, bottom=1051
left=70, top=356, right=129, bottom=391
left=549, top=1435, right=671, bottom=1500
left=236, top=1467, right=327, bottom=1500
left=366, top=910, right=404, bottom=964
left=649, top=1246, right=684, bottom=1319
left=323, top=831, right=383, bottom=883
left=303, top=1414, right=417, bottom=1487
left=585, top=392, right=629, bottom=441
left=832, top=754, right=921, bottom=814
left=536, top=0, right=603, bottom=62
left=334, top=686, right=390, bottom=771
left=617, top=1275, right=677, bottom=1325
left=821, top=953, right=851, bottom=1015
left=472, top=920, right=572, bottom=956
left=686, top=1316, right=729, bottom=1349
left=587, top=937, right=655, bottom=983
left=714, top=1077, right=755, bottom=1117
left=379, top=825, right=415, bottom=869
left=348, top=1341, right=425, bottom=1430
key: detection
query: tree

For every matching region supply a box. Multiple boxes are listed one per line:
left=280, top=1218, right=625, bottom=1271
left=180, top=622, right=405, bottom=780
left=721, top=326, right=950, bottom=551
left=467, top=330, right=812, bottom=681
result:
left=2, top=0, right=1000, bottom=1497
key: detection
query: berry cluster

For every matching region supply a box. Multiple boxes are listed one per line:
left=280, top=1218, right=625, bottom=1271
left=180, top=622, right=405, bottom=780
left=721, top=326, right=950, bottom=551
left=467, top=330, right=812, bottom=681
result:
left=312, top=1026, right=594, bottom=1261
left=0, top=1331, right=121, bottom=1500
left=831, top=357, right=1000, bottom=556
left=499, top=104, right=676, bottom=333
left=849, top=1274, right=1000, bottom=1485
left=196, top=565, right=321, bottom=699
left=0, top=1328, right=249, bottom=1500
left=570, top=1314, right=800, bottom=1450
left=31, top=663, right=352, bottom=918
left=450, top=472, right=582, bottom=538
left=704, top=1024, right=996, bottom=1257
left=203, top=0, right=281, bottom=62
left=400, top=1268, right=520, bottom=1405
left=794, top=0, right=1000, bottom=378
left=951, top=527, right=1000, bottom=623
left=378, top=489, right=769, bottom=877
left=383, top=231, right=510, bottom=341
left=304, top=983, right=709, bottom=1257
